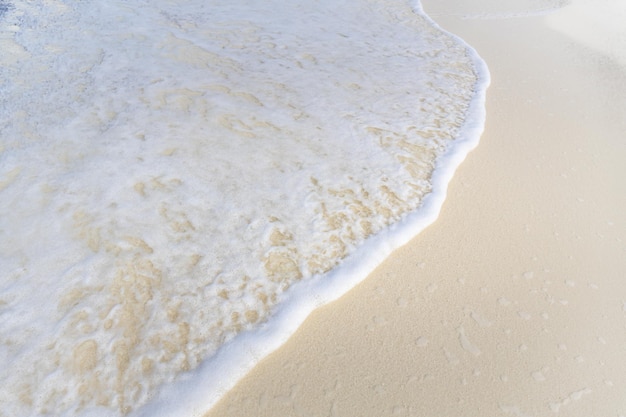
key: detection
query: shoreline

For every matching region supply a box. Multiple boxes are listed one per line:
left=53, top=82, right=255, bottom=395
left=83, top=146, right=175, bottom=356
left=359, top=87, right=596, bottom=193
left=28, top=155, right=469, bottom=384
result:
left=205, top=0, right=626, bottom=416
left=138, top=4, right=490, bottom=416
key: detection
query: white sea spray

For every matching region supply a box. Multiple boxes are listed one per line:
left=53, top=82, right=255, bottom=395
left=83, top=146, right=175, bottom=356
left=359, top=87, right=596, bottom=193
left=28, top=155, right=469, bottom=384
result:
left=0, top=0, right=487, bottom=416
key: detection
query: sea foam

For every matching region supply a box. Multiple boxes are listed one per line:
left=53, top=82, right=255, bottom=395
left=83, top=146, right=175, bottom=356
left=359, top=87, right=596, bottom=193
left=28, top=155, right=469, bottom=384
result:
left=0, top=0, right=488, bottom=416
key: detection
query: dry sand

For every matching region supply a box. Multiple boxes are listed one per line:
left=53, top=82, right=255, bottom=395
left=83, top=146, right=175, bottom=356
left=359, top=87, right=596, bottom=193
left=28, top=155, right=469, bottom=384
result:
left=205, top=0, right=626, bottom=415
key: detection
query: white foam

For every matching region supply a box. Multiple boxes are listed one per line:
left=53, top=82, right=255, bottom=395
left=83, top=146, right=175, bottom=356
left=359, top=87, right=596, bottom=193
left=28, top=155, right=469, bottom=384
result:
left=137, top=4, right=490, bottom=415
left=0, top=0, right=489, bottom=416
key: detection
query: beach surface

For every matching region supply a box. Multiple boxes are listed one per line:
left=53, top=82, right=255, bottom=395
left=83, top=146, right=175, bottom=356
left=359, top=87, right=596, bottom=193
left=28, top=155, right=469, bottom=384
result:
left=205, top=0, right=626, bottom=416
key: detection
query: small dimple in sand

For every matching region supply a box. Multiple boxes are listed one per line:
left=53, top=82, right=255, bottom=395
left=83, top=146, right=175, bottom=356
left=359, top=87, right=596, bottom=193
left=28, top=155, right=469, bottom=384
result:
left=457, top=327, right=481, bottom=356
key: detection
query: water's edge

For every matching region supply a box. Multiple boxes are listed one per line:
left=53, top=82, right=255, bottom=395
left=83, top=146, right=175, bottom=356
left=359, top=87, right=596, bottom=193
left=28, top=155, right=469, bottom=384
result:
left=137, top=3, right=490, bottom=416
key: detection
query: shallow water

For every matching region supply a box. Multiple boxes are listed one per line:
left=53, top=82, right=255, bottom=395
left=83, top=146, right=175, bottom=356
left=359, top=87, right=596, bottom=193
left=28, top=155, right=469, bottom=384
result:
left=0, top=1, right=486, bottom=415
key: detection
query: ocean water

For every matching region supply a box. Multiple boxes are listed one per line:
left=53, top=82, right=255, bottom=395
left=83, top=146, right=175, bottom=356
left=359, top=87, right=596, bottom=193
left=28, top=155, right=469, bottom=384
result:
left=0, top=1, right=488, bottom=416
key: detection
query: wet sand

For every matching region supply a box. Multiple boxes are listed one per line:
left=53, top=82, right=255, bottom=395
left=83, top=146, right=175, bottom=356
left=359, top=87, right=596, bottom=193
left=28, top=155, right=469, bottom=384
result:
left=204, top=1, right=626, bottom=415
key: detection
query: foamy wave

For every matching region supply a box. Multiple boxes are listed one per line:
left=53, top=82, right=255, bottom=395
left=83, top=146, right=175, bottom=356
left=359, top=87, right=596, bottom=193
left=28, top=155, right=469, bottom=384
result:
left=0, top=1, right=487, bottom=416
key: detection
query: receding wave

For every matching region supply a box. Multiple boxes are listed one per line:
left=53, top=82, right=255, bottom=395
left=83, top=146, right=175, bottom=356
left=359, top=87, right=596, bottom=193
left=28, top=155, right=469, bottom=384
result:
left=0, top=0, right=488, bottom=416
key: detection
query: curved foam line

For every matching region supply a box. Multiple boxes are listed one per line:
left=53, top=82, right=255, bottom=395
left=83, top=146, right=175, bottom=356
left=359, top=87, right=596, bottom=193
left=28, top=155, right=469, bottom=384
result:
left=135, top=2, right=490, bottom=416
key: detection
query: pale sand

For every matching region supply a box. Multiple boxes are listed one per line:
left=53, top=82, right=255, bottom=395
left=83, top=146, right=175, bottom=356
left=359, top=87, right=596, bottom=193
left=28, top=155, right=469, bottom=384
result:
left=205, top=1, right=626, bottom=416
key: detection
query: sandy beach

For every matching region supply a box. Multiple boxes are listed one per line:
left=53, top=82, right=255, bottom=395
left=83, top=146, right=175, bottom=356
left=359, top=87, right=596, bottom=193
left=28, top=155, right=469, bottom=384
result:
left=205, top=1, right=626, bottom=416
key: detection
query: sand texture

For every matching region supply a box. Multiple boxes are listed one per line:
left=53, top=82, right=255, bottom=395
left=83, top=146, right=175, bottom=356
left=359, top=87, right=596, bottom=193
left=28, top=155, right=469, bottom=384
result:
left=205, top=0, right=626, bottom=416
